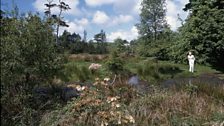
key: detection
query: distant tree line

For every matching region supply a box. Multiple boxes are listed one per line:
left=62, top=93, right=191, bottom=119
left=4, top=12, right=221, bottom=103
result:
left=58, top=29, right=108, bottom=54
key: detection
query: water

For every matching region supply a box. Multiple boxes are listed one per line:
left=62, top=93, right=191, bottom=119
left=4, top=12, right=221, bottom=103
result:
left=161, top=75, right=224, bottom=89
left=127, top=74, right=224, bottom=92
left=128, top=75, right=139, bottom=85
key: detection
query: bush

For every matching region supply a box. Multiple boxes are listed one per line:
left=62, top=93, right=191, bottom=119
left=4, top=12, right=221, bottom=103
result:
left=1, top=13, right=63, bottom=125
left=106, top=51, right=124, bottom=75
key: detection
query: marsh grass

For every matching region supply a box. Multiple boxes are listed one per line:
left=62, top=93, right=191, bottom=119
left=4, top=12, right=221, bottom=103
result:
left=129, top=90, right=224, bottom=126
left=136, top=59, right=183, bottom=82
left=59, top=62, right=92, bottom=82
left=40, top=78, right=224, bottom=126
left=60, top=55, right=221, bottom=84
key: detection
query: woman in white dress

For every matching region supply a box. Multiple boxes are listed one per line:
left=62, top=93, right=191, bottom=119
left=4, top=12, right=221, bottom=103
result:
left=187, top=52, right=195, bottom=73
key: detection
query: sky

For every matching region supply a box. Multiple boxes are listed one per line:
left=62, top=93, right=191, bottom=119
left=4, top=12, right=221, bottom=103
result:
left=1, top=0, right=189, bottom=42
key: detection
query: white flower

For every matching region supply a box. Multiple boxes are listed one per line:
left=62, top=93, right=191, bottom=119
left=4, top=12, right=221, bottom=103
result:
left=76, top=85, right=86, bottom=91
left=118, top=120, right=121, bottom=124
left=116, top=104, right=121, bottom=108
left=128, top=115, right=135, bottom=123
left=104, top=77, right=110, bottom=82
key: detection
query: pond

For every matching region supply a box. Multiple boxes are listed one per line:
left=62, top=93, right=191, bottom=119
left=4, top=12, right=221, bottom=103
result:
left=127, top=74, right=224, bottom=93
left=161, top=74, right=224, bottom=88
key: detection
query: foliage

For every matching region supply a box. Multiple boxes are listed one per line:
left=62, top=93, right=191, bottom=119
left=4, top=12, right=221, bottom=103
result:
left=44, top=0, right=71, bottom=44
left=172, top=0, right=224, bottom=66
left=1, top=12, right=63, bottom=125
left=137, top=0, right=167, bottom=41
left=106, top=51, right=124, bottom=75
left=114, top=37, right=129, bottom=53
left=58, top=30, right=108, bottom=54
left=136, top=0, right=176, bottom=59
left=94, top=29, right=106, bottom=43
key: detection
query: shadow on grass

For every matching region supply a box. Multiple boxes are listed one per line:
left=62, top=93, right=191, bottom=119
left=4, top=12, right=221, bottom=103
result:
left=211, top=65, right=224, bottom=74
left=158, top=65, right=183, bottom=77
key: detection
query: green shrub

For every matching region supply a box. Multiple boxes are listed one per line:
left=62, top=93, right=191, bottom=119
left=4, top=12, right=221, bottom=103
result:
left=106, top=51, right=124, bottom=75
left=1, top=14, right=64, bottom=125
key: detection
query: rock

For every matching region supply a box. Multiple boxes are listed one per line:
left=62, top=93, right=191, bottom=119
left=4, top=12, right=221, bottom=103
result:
left=33, top=87, right=52, bottom=102
left=61, top=87, right=79, bottom=101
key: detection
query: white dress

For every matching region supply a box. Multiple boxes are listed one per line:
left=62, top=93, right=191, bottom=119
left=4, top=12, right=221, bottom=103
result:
left=188, top=55, right=195, bottom=72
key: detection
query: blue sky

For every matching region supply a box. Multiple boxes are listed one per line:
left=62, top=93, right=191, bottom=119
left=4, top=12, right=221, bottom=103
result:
left=2, top=0, right=189, bottom=42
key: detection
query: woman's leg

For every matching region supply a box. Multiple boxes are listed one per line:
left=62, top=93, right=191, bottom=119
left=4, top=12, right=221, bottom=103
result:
left=192, top=62, right=194, bottom=72
left=189, top=62, right=193, bottom=72
left=189, top=62, right=191, bottom=72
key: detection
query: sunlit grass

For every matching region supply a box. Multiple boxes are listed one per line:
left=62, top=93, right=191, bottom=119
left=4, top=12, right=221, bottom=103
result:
left=60, top=55, right=222, bottom=84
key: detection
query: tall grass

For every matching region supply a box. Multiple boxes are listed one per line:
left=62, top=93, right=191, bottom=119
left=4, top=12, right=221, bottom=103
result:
left=60, top=62, right=92, bottom=82
left=129, top=90, right=224, bottom=125
left=136, top=59, right=182, bottom=82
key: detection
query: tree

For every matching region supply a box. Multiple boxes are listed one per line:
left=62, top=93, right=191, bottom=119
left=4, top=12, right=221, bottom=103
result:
left=137, top=0, right=167, bottom=41
left=70, top=32, right=82, bottom=42
left=94, top=30, right=108, bottom=54
left=59, top=30, right=71, bottom=49
left=114, top=38, right=128, bottom=53
left=83, top=30, right=87, bottom=42
left=173, top=0, right=224, bottom=66
left=44, top=0, right=70, bottom=44
left=94, top=29, right=106, bottom=42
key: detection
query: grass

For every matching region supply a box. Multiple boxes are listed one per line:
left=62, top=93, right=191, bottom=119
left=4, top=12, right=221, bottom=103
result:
left=58, top=55, right=222, bottom=84
left=59, top=60, right=110, bottom=82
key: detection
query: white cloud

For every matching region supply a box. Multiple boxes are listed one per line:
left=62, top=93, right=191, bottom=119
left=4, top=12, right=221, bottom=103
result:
left=110, top=15, right=133, bottom=26
left=59, top=18, right=89, bottom=36
left=107, top=26, right=139, bottom=42
left=85, top=0, right=115, bottom=7
left=33, top=0, right=81, bottom=16
left=92, top=11, right=110, bottom=25
left=85, top=0, right=141, bottom=16
left=133, top=0, right=142, bottom=15
left=91, top=12, right=133, bottom=26
left=112, top=0, right=140, bottom=15
left=166, top=0, right=188, bottom=30
left=76, top=18, right=89, bottom=26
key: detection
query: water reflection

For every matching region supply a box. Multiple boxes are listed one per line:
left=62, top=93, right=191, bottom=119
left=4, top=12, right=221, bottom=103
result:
left=189, top=78, right=192, bottom=85
left=128, top=75, right=139, bottom=85
left=127, top=74, right=224, bottom=92
left=161, top=75, right=224, bottom=89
